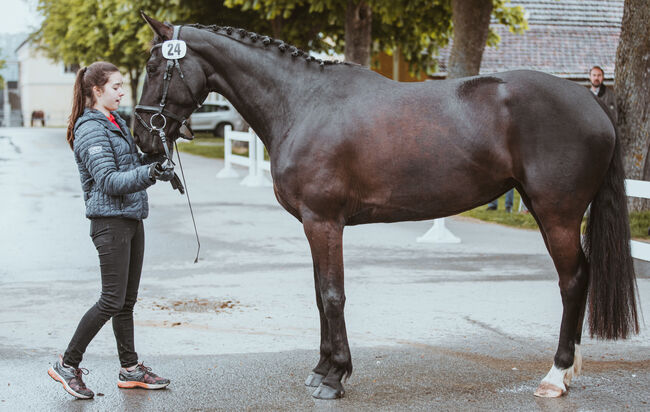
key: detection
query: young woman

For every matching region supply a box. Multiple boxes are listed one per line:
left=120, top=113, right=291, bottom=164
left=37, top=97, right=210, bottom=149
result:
left=48, top=61, right=173, bottom=399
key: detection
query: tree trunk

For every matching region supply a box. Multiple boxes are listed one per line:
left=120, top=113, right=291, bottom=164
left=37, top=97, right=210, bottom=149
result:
left=129, top=68, right=140, bottom=131
left=447, top=0, right=493, bottom=79
left=616, top=0, right=650, bottom=211
left=344, top=0, right=372, bottom=66
left=271, top=16, right=283, bottom=39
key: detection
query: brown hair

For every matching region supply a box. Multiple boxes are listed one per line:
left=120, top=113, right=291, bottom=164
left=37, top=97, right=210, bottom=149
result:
left=66, top=61, right=120, bottom=149
left=590, top=65, right=604, bottom=76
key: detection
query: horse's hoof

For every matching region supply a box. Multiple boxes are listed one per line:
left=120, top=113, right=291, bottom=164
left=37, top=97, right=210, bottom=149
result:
left=304, top=372, right=325, bottom=387
left=312, top=383, right=344, bottom=399
left=534, top=382, right=565, bottom=398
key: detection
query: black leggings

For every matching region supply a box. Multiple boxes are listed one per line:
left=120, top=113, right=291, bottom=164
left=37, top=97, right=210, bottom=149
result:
left=63, top=217, right=144, bottom=368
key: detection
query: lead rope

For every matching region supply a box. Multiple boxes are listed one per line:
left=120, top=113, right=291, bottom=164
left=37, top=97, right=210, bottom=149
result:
left=174, top=141, right=201, bottom=263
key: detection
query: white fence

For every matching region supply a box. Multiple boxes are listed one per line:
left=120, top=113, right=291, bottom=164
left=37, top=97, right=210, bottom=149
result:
left=216, top=126, right=271, bottom=187
left=626, top=179, right=650, bottom=261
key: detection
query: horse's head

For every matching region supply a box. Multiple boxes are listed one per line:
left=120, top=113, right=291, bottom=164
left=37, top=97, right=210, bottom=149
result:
left=134, top=12, right=208, bottom=154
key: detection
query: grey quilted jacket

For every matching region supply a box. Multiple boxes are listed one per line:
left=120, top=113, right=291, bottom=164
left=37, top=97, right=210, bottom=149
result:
left=73, top=108, right=158, bottom=220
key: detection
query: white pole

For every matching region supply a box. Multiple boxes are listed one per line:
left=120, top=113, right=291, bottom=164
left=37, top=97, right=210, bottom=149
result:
left=241, top=129, right=272, bottom=187
left=216, top=125, right=240, bottom=178
left=417, top=218, right=461, bottom=244
left=3, top=80, right=9, bottom=127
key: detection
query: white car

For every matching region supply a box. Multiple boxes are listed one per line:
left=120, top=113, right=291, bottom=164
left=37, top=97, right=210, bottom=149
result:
left=188, top=102, right=245, bottom=137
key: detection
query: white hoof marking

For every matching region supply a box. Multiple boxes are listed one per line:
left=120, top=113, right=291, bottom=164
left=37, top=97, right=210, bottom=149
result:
left=534, top=364, right=574, bottom=397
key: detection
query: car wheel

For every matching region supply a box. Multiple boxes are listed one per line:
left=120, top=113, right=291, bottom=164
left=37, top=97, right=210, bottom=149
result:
left=214, top=122, right=233, bottom=138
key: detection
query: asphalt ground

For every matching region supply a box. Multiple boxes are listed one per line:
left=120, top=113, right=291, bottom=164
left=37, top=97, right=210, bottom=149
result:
left=0, top=128, right=648, bottom=411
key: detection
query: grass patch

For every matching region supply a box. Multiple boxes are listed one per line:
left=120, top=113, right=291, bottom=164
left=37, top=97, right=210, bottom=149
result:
left=176, top=132, right=269, bottom=160
left=177, top=138, right=225, bottom=159
left=461, top=191, right=650, bottom=239
left=460, top=191, right=539, bottom=230
left=630, top=210, right=650, bottom=240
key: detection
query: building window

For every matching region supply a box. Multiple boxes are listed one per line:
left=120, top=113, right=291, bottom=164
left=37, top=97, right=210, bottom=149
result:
left=64, top=63, right=80, bottom=74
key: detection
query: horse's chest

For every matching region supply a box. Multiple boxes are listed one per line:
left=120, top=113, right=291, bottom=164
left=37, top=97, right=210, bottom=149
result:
left=273, top=184, right=302, bottom=221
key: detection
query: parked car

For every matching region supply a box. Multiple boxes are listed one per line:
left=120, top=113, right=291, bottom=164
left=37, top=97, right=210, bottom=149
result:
left=189, top=102, right=245, bottom=137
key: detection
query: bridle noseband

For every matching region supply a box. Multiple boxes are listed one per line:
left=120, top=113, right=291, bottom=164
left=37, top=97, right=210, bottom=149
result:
left=135, top=25, right=204, bottom=160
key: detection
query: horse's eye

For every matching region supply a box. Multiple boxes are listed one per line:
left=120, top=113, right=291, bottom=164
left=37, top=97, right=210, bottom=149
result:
left=147, top=65, right=158, bottom=75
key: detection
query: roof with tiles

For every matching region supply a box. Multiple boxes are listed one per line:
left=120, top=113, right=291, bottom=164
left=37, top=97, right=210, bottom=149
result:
left=432, top=0, right=623, bottom=81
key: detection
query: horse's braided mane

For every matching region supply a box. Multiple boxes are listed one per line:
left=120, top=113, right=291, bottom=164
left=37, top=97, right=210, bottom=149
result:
left=186, top=23, right=352, bottom=69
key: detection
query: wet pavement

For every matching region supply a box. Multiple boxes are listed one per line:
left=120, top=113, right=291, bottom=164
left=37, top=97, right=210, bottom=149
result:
left=0, top=128, right=648, bottom=411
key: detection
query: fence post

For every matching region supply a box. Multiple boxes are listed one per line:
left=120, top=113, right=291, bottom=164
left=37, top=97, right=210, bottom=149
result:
left=240, top=128, right=272, bottom=187
left=626, top=179, right=650, bottom=261
left=216, top=125, right=240, bottom=178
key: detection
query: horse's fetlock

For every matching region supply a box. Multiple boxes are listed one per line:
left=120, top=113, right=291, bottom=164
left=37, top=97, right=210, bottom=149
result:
left=554, top=350, right=575, bottom=370
left=330, top=352, right=351, bottom=368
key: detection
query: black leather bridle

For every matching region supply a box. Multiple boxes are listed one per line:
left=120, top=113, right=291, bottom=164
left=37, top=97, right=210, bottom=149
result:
left=135, top=25, right=203, bottom=263
left=134, top=25, right=204, bottom=160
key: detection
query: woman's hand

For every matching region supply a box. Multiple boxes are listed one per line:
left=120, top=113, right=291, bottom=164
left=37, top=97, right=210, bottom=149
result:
left=148, top=162, right=175, bottom=182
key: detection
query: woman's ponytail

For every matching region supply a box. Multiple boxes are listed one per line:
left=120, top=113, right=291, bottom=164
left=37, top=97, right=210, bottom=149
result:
left=66, top=67, right=87, bottom=150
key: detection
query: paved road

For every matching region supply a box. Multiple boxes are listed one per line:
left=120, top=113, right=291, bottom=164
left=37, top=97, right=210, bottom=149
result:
left=0, top=128, right=648, bottom=411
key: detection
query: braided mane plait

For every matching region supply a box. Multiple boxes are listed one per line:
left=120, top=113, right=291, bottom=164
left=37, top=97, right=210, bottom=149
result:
left=187, top=23, right=351, bottom=69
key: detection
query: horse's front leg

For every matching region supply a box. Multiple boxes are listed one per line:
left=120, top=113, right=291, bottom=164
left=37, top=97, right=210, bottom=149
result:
left=303, top=218, right=351, bottom=399
left=304, top=262, right=331, bottom=388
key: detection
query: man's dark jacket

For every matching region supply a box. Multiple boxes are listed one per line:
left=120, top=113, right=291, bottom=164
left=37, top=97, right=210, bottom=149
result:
left=597, top=84, right=617, bottom=121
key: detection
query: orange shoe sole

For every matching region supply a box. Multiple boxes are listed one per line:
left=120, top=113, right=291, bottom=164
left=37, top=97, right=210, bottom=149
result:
left=117, top=380, right=169, bottom=390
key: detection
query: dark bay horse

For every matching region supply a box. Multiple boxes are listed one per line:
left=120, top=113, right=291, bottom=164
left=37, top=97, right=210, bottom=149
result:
left=134, top=14, right=639, bottom=400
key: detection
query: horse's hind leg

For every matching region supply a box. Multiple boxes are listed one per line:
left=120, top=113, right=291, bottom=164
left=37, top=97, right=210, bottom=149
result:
left=532, top=215, right=589, bottom=397
left=304, top=261, right=331, bottom=388
left=303, top=218, right=351, bottom=399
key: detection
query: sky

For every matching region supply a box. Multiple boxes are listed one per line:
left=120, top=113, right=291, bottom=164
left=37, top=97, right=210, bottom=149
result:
left=0, top=0, right=42, bottom=34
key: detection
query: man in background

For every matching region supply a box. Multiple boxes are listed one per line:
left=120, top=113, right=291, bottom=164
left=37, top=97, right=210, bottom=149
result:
left=589, top=66, right=617, bottom=120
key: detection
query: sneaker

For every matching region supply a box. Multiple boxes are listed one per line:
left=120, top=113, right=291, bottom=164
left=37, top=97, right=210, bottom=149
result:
left=505, top=206, right=512, bottom=213
left=118, top=363, right=170, bottom=389
left=47, top=355, right=94, bottom=399
left=486, top=205, right=497, bottom=211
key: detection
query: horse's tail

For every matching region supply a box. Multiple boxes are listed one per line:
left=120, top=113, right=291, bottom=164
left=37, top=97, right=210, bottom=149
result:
left=584, top=100, right=639, bottom=339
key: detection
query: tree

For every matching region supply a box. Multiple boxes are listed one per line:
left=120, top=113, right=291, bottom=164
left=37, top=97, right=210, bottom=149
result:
left=615, top=0, right=650, bottom=210
left=447, top=0, right=527, bottom=79
left=447, top=0, right=493, bottom=79
left=344, top=0, right=371, bottom=65
left=225, top=0, right=526, bottom=74
left=222, top=0, right=344, bottom=54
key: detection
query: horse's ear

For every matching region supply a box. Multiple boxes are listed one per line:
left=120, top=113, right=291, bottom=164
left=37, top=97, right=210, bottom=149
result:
left=140, top=11, right=173, bottom=41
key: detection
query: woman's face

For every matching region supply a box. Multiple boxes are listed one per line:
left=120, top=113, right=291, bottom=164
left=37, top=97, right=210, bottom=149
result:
left=94, top=71, right=124, bottom=113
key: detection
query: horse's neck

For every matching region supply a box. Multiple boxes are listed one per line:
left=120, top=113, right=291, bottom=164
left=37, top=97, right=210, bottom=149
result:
left=192, top=29, right=325, bottom=151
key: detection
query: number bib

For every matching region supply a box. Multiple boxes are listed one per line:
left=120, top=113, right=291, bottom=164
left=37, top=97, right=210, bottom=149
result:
left=162, top=40, right=187, bottom=59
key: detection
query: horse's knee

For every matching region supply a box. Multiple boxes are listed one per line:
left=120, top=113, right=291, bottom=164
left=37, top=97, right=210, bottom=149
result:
left=322, top=291, right=345, bottom=317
